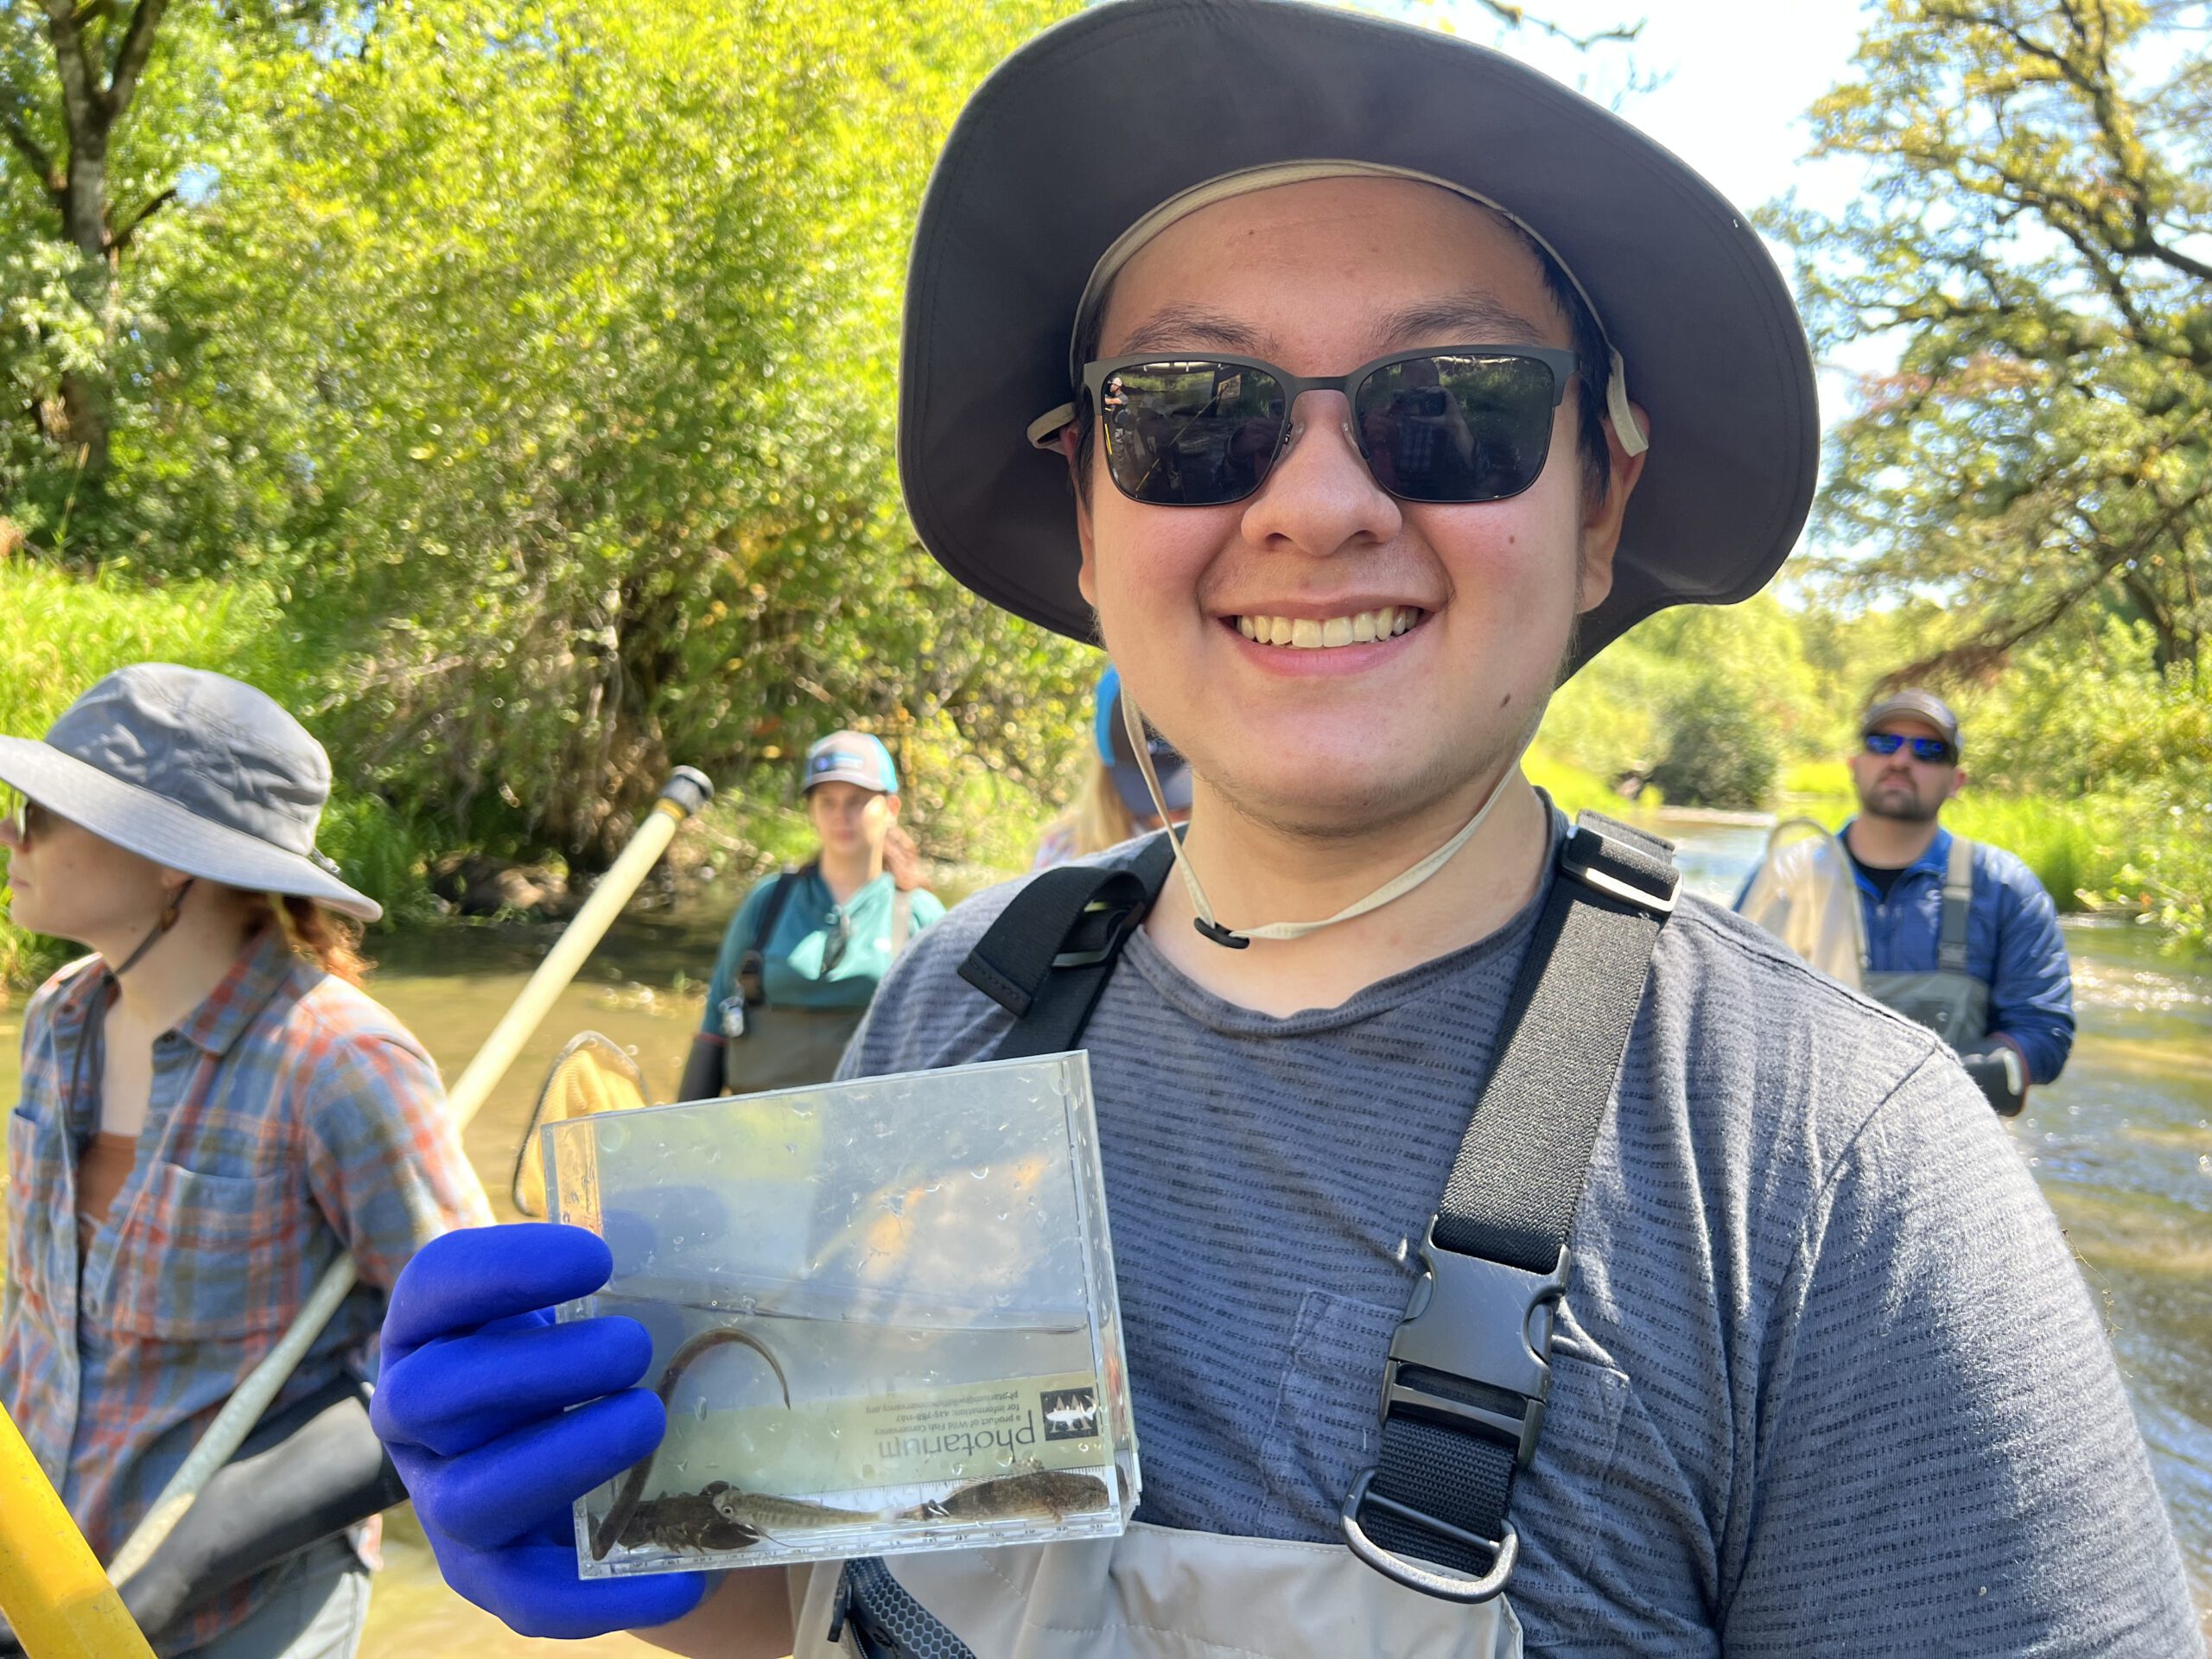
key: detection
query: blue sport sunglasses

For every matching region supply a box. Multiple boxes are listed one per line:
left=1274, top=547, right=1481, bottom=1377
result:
left=1863, top=732, right=1956, bottom=765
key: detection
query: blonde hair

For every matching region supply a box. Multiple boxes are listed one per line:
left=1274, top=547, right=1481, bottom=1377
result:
left=244, top=893, right=372, bottom=986
left=1043, top=760, right=1147, bottom=861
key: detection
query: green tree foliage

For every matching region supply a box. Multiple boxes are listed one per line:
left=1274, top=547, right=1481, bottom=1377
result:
left=7, top=1, right=1090, bottom=864
left=1770, top=0, right=2212, bottom=683
left=1541, top=596, right=1818, bottom=807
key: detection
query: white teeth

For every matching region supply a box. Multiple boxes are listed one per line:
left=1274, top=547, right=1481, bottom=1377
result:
left=1232, top=607, right=1423, bottom=649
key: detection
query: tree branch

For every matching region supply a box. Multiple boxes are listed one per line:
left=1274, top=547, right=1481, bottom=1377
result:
left=1462, top=0, right=1643, bottom=49
left=106, top=181, right=175, bottom=252
left=105, top=0, right=170, bottom=120
left=38, top=0, right=104, bottom=152
left=0, top=105, right=60, bottom=194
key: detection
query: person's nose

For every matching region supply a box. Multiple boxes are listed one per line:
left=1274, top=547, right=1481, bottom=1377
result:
left=1237, top=390, right=1402, bottom=557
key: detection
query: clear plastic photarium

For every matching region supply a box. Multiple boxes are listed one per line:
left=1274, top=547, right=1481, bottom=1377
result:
left=547, top=1052, right=1137, bottom=1576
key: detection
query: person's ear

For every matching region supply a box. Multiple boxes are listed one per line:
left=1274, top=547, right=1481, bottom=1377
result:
left=884, top=793, right=903, bottom=823
left=1576, top=399, right=1650, bottom=614
left=1059, top=427, right=1104, bottom=610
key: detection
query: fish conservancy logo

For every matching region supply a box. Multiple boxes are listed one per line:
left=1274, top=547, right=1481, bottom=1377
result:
left=1040, top=1387, right=1099, bottom=1441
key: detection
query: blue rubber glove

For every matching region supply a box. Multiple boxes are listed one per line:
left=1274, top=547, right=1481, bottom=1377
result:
left=372, top=1223, right=710, bottom=1638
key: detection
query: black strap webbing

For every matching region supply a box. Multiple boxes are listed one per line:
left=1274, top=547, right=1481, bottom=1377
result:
left=755, top=861, right=809, bottom=954
left=957, top=834, right=1177, bottom=1058
left=1349, top=811, right=1675, bottom=1599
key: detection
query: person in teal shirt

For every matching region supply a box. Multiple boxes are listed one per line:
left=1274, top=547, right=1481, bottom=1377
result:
left=677, top=731, right=944, bottom=1098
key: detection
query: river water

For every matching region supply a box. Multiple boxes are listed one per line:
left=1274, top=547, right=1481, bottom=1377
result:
left=1, top=816, right=2206, bottom=1649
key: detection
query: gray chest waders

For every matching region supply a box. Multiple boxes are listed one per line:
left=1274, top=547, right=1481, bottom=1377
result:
left=1860, top=837, right=1991, bottom=1049
left=824, top=813, right=1679, bottom=1658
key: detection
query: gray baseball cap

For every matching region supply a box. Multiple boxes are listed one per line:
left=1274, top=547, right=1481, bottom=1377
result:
left=898, top=0, right=1819, bottom=677
left=1860, top=689, right=1961, bottom=755
left=0, top=664, right=382, bottom=922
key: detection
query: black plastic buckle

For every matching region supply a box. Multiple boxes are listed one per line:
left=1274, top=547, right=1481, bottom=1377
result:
left=1560, top=824, right=1677, bottom=917
left=1340, top=1224, right=1570, bottom=1602
left=1051, top=899, right=1143, bottom=969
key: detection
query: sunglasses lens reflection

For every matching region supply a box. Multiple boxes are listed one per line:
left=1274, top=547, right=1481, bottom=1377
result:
left=1100, top=361, right=1288, bottom=506
left=1353, top=353, right=1559, bottom=504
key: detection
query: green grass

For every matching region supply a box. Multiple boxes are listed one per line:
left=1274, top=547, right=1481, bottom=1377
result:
left=1523, top=743, right=1642, bottom=819
left=0, top=560, right=439, bottom=995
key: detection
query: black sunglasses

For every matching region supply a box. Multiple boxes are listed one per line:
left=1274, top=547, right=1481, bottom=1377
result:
left=1082, top=345, right=1578, bottom=508
left=1863, top=732, right=1956, bottom=765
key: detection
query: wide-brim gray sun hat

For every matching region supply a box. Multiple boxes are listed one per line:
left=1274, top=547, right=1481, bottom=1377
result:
left=0, top=663, right=382, bottom=923
left=899, top=0, right=1819, bottom=676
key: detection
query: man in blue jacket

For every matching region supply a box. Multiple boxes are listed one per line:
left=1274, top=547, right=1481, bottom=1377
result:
left=1838, top=689, right=2074, bottom=1113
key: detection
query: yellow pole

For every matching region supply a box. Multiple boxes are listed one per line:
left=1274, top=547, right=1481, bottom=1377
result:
left=0, top=1402, right=156, bottom=1659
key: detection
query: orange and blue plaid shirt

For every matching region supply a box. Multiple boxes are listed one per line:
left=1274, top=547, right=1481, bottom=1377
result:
left=1, top=927, right=490, bottom=1652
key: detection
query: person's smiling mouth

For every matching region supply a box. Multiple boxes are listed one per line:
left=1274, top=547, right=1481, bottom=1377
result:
left=1224, top=604, right=1431, bottom=650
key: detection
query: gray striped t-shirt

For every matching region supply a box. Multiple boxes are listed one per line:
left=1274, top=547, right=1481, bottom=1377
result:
left=843, top=826, right=2199, bottom=1656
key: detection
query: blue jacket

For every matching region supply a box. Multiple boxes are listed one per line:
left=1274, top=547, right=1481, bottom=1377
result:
left=1846, top=822, right=2075, bottom=1084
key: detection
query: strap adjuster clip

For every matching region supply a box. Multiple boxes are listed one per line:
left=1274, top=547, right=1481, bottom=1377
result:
left=1382, top=1227, right=1568, bottom=1467
left=1339, top=1229, right=1568, bottom=1602
left=1560, top=825, right=1677, bottom=916
left=1050, top=899, right=1142, bottom=970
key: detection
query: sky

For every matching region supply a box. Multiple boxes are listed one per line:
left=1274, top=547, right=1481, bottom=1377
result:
left=1437, top=0, right=1897, bottom=421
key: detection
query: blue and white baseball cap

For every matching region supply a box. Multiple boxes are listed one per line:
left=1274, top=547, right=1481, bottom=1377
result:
left=804, top=731, right=899, bottom=796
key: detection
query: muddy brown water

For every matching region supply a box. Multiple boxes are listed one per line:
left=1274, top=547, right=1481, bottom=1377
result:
left=1, top=823, right=2206, bottom=1648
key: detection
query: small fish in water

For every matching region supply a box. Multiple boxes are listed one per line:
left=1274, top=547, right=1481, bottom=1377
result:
left=590, top=1325, right=791, bottom=1560
left=609, top=1486, right=763, bottom=1554
left=905, top=1468, right=1110, bottom=1524
left=710, top=1484, right=887, bottom=1537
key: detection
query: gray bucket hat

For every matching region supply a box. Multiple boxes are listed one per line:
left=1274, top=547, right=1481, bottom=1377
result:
left=898, top=0, right=1819, bottom=676
left=0, top=664, right=382, bottom=922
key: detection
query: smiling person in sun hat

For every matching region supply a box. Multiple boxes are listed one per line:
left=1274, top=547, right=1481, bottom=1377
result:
left=369, top=3, right=2196, bottom=1655
left=0, top=663, right=490, bottom=1659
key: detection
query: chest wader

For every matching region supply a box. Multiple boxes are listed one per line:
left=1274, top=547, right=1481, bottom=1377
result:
left=794, top=813, right=1679, bottom=1659
left=1859, top=837, right=1991, bottom=1049
left=723, top=869, right=915, bottom=1095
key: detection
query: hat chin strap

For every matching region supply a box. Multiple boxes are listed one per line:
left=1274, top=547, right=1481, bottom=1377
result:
left=110, top=877, right=194, bottom=979
left=1119, top=693, right=1519, bottom=949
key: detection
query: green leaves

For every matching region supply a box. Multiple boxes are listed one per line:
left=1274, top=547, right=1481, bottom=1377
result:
left=1770, top=0, right=2211, bottom=682
left=4, top=0, right=1091, bottom=866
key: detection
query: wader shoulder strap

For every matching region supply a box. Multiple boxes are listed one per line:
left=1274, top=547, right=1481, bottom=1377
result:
left=737, top=864, right=811, bottom=1006
left=957, top=832, right=1179, bottom=1059
left=754, top=864, right=809, bottom=957
left=1939, top=836, right=1974, bottom=973
left=1342, top=811, right=1677, bottom=1604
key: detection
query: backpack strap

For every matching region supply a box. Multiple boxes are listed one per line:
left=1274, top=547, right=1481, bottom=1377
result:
left=1938, top=836, right=1973, bottom=973
left=957, top=831, right=1179, bottom=1058
left=1341, top=810, right=1677, bottom=1603
left=736, top=863, right=810, bottom=1005
left=890, top=888, right=914, bottom=956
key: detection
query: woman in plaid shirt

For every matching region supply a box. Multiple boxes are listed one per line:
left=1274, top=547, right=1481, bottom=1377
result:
left=0, top=665, right=489, bottom=1659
